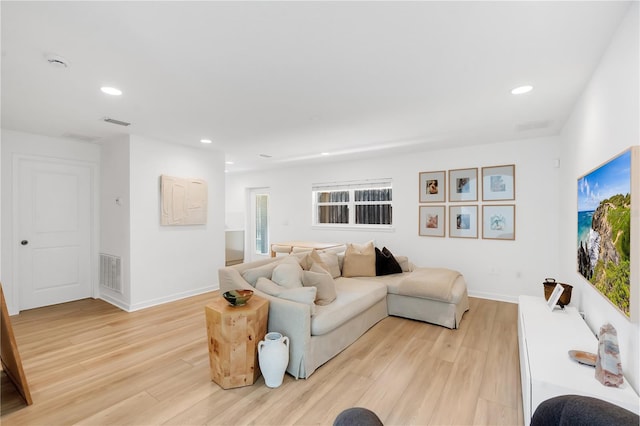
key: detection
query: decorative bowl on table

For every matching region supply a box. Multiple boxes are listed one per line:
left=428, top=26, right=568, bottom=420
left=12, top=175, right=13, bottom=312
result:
left=222, top=290, right=254, bottom=306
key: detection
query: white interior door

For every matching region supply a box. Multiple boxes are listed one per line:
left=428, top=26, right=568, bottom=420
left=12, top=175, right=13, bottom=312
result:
left=16, top=158, right=93, bottom=310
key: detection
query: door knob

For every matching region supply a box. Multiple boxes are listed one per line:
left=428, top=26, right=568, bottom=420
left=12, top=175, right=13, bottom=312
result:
left=21, top=240, right=28, bottom=246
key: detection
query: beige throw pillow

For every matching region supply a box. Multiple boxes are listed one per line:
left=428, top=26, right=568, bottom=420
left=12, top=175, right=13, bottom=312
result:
left=342, top=241, right=376, bottom=277
left=318, top=252, right=341, bottom=278
left=394, top=256, right=412, bottom=272
left=302, top=264, right=337, bottom=305
left=272, top=262, right=303, bottom=289
left=256, top=277, right=316, bottom=315
left=255, top=276, right=285, bottom=295
left=241, top=262, right=279, bottom=286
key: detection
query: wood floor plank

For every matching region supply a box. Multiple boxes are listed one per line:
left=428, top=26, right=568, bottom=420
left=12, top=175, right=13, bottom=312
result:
left=0, top=294, right=523, bottom=426
left=355, top=336, right=433, bottom=421
left=73, top=391, right=160, bottom=426
left=383, top=355, right=453, bottom=425
left=479, top=301, right=521, bottom=409
left=461, top=297, right=498, bottom=352
left=473, top=397, right=521, bottom=426
left=427, top=346, right=488, bottom=425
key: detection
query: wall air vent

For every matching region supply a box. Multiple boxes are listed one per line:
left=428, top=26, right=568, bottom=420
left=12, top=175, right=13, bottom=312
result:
left=103, top=117, right=131, bottom=127
left=100, top=253, right=122, bottom=293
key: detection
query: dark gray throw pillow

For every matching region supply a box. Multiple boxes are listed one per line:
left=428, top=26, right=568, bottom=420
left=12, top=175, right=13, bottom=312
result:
left=375, top=247, right=403, bottom=276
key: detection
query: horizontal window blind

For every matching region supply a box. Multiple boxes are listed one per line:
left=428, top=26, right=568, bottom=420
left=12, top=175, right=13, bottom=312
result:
left=312, top=178, right=393, bottom=227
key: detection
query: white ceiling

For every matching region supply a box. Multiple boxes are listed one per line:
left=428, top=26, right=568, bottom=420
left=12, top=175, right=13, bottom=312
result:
left=1, top=1, right=631, bottom=172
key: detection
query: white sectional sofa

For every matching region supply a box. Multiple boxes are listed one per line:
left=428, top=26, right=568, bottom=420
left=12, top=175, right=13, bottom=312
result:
left=218, top=247, right=469, bottom=379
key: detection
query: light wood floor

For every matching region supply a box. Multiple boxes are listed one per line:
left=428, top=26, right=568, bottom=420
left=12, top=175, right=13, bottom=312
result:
left=1, top=293, right=523, bottom=426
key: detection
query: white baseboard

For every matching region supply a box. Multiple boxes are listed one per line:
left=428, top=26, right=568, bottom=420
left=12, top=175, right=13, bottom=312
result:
left=98, top=292, right=131, bottom=311
left=126, top=285, right=219, bottom=312
left=468, top=290, right=518, bottom=304
left=99, top=285, right=219, bottom=312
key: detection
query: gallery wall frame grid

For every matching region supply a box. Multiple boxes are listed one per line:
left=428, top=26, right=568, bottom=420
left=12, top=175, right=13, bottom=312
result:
left=418, top=164, right=516, bottom=240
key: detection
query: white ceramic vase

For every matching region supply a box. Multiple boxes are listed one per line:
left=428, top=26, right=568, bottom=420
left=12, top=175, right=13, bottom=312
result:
left=258, top=332, right=289, bottom=388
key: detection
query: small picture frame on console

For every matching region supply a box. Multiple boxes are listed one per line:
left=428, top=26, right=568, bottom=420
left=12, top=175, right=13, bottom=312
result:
left=547, top=283, right=565, bottom=311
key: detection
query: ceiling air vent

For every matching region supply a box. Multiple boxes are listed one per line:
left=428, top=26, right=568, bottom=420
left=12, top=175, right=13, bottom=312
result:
left=103, top=117, right=131, bottom=127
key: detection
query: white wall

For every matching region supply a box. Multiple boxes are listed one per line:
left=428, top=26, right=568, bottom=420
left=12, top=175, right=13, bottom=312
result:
left=128, top=135, right=226, bottom=310
left=99, top=135, right=131, bottom=310
left=1, top=129, right=101, bottom=315
left=1, top=130, right=226, bottom=314
left=226, top=135, right=561, bottom=302
left=559, top=2, right=639, bottom=393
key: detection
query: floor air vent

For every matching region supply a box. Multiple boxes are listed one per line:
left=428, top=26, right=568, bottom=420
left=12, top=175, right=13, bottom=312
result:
left=100, top=253, right=122, bottom=293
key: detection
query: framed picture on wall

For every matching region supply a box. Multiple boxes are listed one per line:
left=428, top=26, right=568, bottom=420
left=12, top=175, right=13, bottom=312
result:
left=419, top=205, right=445, bottom=237
left=449, top=205, right=478, bottom=238
left=419, top=171, right=446, bottom=203
left=577, top=147, right=637, bottom=319
left=449, top=168, right=478, bottom=202
left=482, top=164, right=515, bottom=201
left=482, top=204, right=515, bottom=240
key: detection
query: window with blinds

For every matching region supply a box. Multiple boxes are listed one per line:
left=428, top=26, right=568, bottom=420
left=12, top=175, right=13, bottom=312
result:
left=312, top=179, right=392, bottom=227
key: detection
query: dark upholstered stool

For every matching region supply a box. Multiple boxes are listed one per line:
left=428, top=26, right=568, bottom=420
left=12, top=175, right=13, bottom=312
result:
left=333, top=407, right=383, bottom=426
left=531, top=395, right=639, bottom=426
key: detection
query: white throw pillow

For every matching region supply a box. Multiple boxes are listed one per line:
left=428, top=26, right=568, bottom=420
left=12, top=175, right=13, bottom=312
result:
left=272, top=262, right=303, bottom=289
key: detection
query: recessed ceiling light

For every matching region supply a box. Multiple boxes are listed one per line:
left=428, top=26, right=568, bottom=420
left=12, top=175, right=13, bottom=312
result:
left=200, top=139, right=212, bottom=144
left=225, top=161, right=234, bottom=165
left=101, top=86, right=122, bottom=96
left=511, top=85, right=533, bottom=95
left=321, top=152, right=330, bottom=156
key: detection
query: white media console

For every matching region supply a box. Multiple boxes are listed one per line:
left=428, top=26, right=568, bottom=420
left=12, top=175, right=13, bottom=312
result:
left=518, top=295, right=639, bottom=425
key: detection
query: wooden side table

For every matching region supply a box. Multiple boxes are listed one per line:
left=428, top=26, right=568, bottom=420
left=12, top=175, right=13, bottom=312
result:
left=204, top=295, right=269, bottom=389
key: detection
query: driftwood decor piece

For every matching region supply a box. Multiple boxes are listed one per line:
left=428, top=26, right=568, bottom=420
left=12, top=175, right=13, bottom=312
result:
left=0, top=283, right=32, bottom=405
left=160, top=175, right=208, bottom=225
